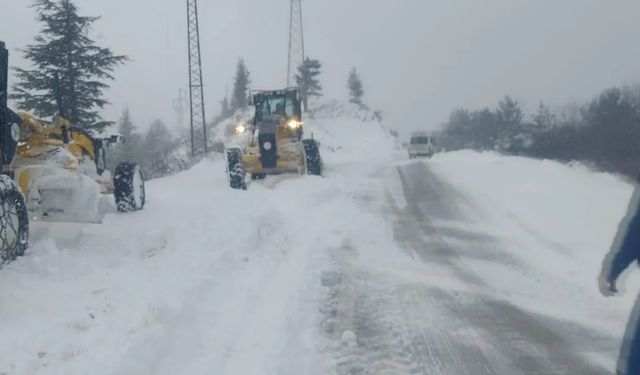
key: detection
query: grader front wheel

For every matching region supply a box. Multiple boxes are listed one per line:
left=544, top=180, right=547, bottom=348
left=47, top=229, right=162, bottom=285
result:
left=0, top=175, right=29, bottom=264
left=114, top=162, right=146, bottom=212
left=303, top=139, right=323, bottom=176
left=226, top=148, right=247, bottom=190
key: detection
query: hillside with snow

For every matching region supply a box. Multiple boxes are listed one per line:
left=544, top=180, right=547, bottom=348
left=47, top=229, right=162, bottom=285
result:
left=213, top=101, right=398, bottom=163
left=0, top=101, right=635, bottom=374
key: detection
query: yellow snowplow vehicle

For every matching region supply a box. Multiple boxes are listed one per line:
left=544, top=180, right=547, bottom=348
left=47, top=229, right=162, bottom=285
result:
left=12, top=113, right=146, bottom=222
left=0, top=41, right=145, bottom=264
left=225, top=88, right=323, bottom=189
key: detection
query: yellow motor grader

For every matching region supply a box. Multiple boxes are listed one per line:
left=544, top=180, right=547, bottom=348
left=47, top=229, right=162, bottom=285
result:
left=12, top=113, right=146, bottom=220
left=0, top=41, right=145, bottom=264
left=225, top=88, right=323, bottom=189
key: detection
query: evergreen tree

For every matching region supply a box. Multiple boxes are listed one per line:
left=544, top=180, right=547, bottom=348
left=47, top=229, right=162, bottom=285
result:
left=471, top=108, right=499, bottom=150
left=11, top=0, right=128, bottom=131
left=142, top=120, right=177, bottom=179
left=117, top=108, right=141, bottom=161
left=584, top=87, right=639, bottom=161
left=295, top=58, right=322, bottom=111
left=496, top=96, right=524, bottom=126
left=496, top=96, right=527, bottom=152
left=230, top=58, right=251, bottom=111
left=444, top=108, right=473, bottom=149
left=533, top=102, right=555, bottom=129
left=220, top=96, right=231, bottom=118
left=118, top=108, right=134, bottom=141
left=347, top=67, right=364, bottom=105
left=108, top=108, right=141, bottom=171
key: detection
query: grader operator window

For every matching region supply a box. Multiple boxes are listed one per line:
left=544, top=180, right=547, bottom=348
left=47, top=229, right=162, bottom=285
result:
left=255, top=94, right=296, bottom=122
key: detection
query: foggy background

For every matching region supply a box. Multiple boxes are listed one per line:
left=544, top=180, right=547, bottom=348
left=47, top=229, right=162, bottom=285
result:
left=2, top=0, right=640, bottom=135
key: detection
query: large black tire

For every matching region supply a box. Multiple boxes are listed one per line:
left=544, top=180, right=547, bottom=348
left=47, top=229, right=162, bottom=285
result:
left=0, top=175, right=28, bottom=264
left=114, top=162, right=146, bottom=212
left=226, top=148, right=247, bottom=190
left=302, top=139, right=323, bottom=176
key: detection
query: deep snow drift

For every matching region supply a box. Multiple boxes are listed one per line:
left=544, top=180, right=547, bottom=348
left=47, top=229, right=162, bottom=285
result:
left=0, top=102, right=635, bottom=374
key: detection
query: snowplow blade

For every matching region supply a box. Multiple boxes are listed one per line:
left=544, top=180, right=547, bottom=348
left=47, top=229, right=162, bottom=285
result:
left=20, top=169, right=101, bottom=223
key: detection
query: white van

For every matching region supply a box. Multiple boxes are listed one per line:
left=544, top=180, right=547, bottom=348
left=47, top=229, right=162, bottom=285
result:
left=408, top=131, right=436, bottom=159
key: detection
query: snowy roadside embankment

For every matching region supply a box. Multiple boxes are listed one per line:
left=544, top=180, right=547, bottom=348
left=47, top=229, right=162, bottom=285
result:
left=427, top=150, right=637, bottom=336
left=308, top=101, right=398, bottom=163
left=0, top=159, right=340, bottom=374
left=212, top=100, right=400, bottom=164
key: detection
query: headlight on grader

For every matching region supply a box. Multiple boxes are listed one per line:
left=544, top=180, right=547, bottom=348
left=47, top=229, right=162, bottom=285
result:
left=234, top=124, right=246, bottom=134
left=10, top=123, right=21, bottom=142
left=287, top=120, right=302, bottom=129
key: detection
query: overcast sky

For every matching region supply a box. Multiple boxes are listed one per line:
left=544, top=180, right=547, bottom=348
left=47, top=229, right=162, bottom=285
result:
left=2, top=0, right=640, bottom=135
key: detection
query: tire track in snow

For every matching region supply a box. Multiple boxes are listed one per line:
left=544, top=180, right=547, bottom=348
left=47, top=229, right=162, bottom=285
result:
left=320, top=160, right=613, bottom=374
left=322, top=243, right=494, bottom=374
left=320, top=164, right=493, bottom=375
left=391, top=161, right=613, bottom=374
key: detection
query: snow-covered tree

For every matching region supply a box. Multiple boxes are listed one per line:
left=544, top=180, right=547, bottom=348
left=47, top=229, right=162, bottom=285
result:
left=347, top=67, right=364, bottom=105
left=107, top=108, right=142, bottom=171
left=496, top=96, right=529, bottom=152
left=220, top=96, right=231, bottom=118
left=295, top=58, right=322, bottom=111
left=533, top=102, right=555, bottom=129
left=230, top=58, right=251, bottom=111
left=116, top=108, right=141, bottom=160
left=142, top=120, right=177, bottom=179
left=11, top=0, right=128, bottom=131
left=496, top=96, right=524, bottom=127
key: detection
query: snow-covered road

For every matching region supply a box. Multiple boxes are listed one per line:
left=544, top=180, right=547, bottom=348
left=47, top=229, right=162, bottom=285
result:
left=1, top=103, right=636, bottom=374
left=324, top=159, right=618, bottom=374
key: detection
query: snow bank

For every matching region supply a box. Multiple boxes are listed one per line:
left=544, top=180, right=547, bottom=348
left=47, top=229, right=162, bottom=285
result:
left=429, top=150, right=637, bottom=335
left=307, top=101, right=398, bottom=163
left=0, top=152, right=391, bottom=374
left=212, top=100, right=399, bottom=164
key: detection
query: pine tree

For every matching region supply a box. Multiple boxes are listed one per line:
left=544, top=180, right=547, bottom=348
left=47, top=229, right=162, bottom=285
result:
left=117, top=108, right=140, bottom=161
left=496, top=96, right=526, bottom=152
left=118, top=108, right=134, bottom=141
left=347, top=67, right=364, bottom=105
left=230, top=58, right=251, bottom=111
left=142, top=120, right=177, bottom=179
left=220, top=96, right=231, bottom=118
left=11, top=0, right=127, bottom=132
left=108, top=108, right=141, bottom=171
left=295, top=58, right=322, bottom=111
left=496, top=96, right=524, bottom=126
left=533, top=102, right=555, bottom=129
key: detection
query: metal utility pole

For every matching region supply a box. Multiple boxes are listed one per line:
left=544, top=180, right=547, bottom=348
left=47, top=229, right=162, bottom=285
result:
left=187, top=0, right=207, bottom=157
left=0, top=42, right=8, bottom=127
left=287, top=0, right=305, bottom=87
